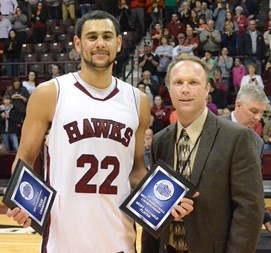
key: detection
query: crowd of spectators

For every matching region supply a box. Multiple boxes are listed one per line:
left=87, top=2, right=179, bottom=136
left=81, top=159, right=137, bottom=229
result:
left=1, top=0, right=271, bottom=156
left=128, top=0, right=271, bottom=167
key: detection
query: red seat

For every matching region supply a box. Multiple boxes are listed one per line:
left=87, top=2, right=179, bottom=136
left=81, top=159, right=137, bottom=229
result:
left=21, top=43, right=34, bottom=55
left=24, top=53, right=39, bottom=62
left=49, top=42, right=65, bottom=53
left=39, top=53, right=55, bottom=62
left=56, top=52, right=69, bottom=62
left=44, top=33, right=56, bottom=43
left=263, top=152, right=271, bottom=179
left=34, top=43, right=49, bottom=54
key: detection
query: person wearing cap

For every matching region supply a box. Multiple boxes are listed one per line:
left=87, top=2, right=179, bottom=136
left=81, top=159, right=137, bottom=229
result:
left=0, top=95, right=21, bottom=151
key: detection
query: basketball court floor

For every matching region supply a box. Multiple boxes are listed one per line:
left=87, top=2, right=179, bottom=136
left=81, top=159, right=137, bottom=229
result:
left=0, top=196, right=270, bottom=253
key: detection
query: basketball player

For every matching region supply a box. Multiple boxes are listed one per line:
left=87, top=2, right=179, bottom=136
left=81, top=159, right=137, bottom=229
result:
left=6, top=11, right=197, bottom=253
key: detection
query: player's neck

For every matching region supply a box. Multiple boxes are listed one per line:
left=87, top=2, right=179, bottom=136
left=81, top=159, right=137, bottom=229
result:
left=79, top=68, right=113, bottom=89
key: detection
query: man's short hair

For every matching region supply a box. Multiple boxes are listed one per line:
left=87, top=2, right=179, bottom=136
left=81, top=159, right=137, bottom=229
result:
left=166, top=55, right=210, bottom=86
left=75, top=10, right=121, bottom=38
left=236, top=85, right=270, bottom=107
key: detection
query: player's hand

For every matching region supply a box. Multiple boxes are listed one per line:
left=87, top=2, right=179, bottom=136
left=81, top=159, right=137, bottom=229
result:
left=6, top=207, right=31, bottom=228
left=171, top=192, right=199, bottom=221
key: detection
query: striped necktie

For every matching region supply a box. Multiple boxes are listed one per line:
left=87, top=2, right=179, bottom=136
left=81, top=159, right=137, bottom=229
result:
left=172, top=129, right=191, bottom=252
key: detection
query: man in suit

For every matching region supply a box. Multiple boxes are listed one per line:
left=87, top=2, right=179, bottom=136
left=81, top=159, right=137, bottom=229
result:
left=222, top=84, right=271, bottom=233
left=141, top=55, right=264, bottom=253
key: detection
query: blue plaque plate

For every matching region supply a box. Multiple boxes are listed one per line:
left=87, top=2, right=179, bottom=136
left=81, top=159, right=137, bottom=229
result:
left=120, top=159, right=196, bottom=238
left=3, top=159, right=56, bottom=235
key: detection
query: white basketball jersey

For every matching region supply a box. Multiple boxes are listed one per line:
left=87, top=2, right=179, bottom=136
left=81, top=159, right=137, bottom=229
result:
left=42, top=72, right=140, bottom=253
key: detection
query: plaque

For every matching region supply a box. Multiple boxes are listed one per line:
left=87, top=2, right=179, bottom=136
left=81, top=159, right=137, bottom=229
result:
left=3, top=159, right=56, bottom=235
left=120, top=159, right=196, bottom=238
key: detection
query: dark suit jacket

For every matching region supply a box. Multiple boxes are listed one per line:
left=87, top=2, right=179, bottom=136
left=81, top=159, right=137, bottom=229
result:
left=142, top=112, right=264, bottom=253
left=222, top=113, right=264, bottom=159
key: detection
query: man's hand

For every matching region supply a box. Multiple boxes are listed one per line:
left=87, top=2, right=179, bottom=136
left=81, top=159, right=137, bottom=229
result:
left=171, top=192, right=200, bottom=221
left=6, top=207, right=31, bottom=228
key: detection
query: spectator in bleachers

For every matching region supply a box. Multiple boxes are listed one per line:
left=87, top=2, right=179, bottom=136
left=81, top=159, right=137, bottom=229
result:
left=215, top=47, right=233, bottom=92
left=233, top=0, right=259, bottom=20
left=138, top=42, right=160, bottom=84
left=221, top=21, right=238, bottom=57
left=0, top=12, right=12, bottom=45
left=137, top=81, right=153, bottom=107
left=140, top=70, right=160, bottom=98
left=163, top=0, right=179, bottom=25
left=10, top=6, right=28, bottom=45
left=191, top=0, right=202, bottom=15
left=172, top=32, right=189, bottom=60
left=186, top=25, right=199, bottom=56
left=233, top=6, right=248, bottom=55
left=199, top=18, right=221, bottom=57
left=146, top=0, right=164, bottom=26
left=62, top=0, right=76, bottom=22
left=233, top=6, right=248, bottom=36
left=162, top=26, right=175, bottom=46
left=202, top=50, right=216, bottom=79
left=68, top=46, right=81, bottom=61
left=197, top=1, right=213, bottom=21
left=166, top=13, right=186, bottom=45
left=77, top=0, right=96, bottom=17
left=263, top=118, right=271, bottom=152
left=22, top=69, right=38, bottom=94
left=44, top=0, right=60, bottom=20
left=232, top=57, right=246, bottom=93
left=155, top=35, right=173, bottom=83
left=198, top=15, right=208, bottom=32
left=264, top=21, right=271, bottom=59
left=129, top=0, right=146, bottom=43
left=0, top=0, right=18, bottom=20
left=207, top=94, right=218, bottom=115
left=31, top=1, right=47, bottom=44
left=187, top=9, right=200, bottom=34
left=4, top=29, right=21, bottom=76
left=209, top=76, right=227, bottom=109
left=240, top=18, right=266, bottom=75
left=178, top=0, right=191, bottom=25
left=25, top=0, right=38, bottom=25
left=150, top=22, right=163, bottom=52
left=263, top=11, right=271, bottom=33
left=143, top=128, right=153, bottom=170
left=4, top=77, right=29, bottom=121
left=212, top=0, right=229, bottom=33
left=47, top=63, right=61, bottom=80
left=240, top=63, right=264, bottom=89
left=262, top=61, right=271, bottom=102
left=158, top=81, right=172, bottom=106
left=225, top=11, right=239, bottom=32
left=0, top=95, right=21, bottom=151
left=150, top=95, right=171, bottom=134
left=117, top=0, right=134, bottom=33
left=213, top=68, right=228, bottom=93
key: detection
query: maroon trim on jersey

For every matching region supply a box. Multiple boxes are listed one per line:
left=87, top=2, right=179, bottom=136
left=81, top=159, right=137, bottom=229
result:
left=41, top=147, right=51, bottom=253
left=74, top=78, right=119, bottom=101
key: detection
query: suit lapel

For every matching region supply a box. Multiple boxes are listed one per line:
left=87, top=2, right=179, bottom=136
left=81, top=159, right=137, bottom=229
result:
left=191, top=113, right=219, bottom=186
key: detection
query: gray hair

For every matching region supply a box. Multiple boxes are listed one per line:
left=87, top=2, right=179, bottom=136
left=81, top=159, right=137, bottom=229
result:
left=236, top=84, right=270, bottom=106
left=235, top=6, right=243, bottom=12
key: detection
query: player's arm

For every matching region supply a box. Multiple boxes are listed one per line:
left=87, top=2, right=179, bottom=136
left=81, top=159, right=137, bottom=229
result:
left=11, top=81, right=56, bottom=170
left=129, top=92, right=150, bottom=190
left=6, top=81, right=57, bottom=227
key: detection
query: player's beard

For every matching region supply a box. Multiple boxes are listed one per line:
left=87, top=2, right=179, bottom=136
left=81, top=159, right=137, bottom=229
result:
left=82, top=53, right=116, bottom=70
